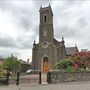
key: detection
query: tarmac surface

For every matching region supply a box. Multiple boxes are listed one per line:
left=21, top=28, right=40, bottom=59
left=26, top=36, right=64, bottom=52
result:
left=0, top=81, right=90, bottom=90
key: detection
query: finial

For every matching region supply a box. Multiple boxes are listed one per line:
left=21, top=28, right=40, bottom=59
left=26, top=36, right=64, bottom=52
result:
left=49, top=3, right=50, bottom=6
left=34, top=40, right=35, bottom=44
left=75, top=44, right=79, bottom=52
left=75, top=44, right=77, bottom=47
left=40, top=5, right=42, bottom=9
left=62, top=36, right=64, bottom=41
left=49, top=3, right=51, bottom=8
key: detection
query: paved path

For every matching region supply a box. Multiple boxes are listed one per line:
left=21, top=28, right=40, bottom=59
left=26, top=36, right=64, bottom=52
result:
left=0, top=81, right=90, bottom=90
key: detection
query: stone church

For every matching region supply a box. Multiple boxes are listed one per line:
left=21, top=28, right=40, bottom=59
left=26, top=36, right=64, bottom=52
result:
left=32, top=5, right=78, bottom=73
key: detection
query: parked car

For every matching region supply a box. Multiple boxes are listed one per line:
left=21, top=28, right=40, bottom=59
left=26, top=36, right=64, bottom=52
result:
left=26, top=69, right=40, bottom=74
left=26, top=69, right=32, bottom=74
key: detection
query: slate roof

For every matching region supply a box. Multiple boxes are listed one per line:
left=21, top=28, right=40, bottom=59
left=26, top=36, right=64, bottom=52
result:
left=19, top=60, right=31, bottom=65
left=66, top=47, right=78, bottom=55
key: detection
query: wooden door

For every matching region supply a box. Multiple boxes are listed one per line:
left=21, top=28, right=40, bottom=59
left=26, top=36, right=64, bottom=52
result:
left=43, top=57, right=49, bottom=73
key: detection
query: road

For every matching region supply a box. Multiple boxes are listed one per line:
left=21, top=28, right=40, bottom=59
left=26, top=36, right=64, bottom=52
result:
left=0, top=81, right=90, bottom=90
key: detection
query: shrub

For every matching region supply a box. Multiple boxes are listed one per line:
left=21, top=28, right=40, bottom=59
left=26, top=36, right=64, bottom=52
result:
left=54, top=59, right=73, bottom=71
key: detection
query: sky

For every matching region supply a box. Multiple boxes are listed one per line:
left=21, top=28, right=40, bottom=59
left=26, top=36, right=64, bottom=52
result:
left=0, top=0, right=90, bottom=62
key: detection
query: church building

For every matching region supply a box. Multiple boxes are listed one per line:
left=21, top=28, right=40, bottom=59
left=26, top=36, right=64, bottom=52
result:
left=32, top=5, right=78, bottom=73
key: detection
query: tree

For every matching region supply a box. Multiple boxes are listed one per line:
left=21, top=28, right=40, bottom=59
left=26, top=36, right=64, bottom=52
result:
left=54, top=50, right=90, bottom=72
left=3, top=55, right=20, bottom=73
left=67, top=51, right=90, bottom=71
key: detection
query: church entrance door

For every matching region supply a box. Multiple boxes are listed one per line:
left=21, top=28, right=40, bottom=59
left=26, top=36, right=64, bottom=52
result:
left=43, top=57, right=49, bottom=73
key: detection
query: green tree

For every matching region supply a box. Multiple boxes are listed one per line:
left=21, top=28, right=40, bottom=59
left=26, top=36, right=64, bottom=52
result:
left=3, top=55, right=20, bottom=73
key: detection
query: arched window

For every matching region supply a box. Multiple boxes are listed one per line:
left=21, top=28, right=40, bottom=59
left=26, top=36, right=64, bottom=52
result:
left=44, top=16, right=46, bottom=22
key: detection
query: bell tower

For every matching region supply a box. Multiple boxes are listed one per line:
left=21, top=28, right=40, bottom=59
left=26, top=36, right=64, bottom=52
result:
left=32, top=5, right=67, bottom=73
left=39, top=4, right=54, bottom=44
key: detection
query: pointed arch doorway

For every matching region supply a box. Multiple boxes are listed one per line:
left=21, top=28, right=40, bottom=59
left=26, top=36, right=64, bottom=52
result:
left=43, top=57, right=49, bottom=73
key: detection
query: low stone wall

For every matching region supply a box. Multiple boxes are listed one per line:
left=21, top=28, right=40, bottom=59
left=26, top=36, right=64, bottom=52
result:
left=48, top=71, right=90, bottom=83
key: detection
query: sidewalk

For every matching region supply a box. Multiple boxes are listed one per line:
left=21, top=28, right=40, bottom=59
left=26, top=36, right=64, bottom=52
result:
left=0, top=81, right=90, bottom=90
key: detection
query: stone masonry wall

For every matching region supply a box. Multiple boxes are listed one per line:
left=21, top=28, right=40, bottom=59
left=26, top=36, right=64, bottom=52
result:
left=49, top=71, right=90, bottom=83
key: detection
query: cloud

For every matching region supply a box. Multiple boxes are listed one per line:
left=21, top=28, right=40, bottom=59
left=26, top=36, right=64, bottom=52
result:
left=0, top=47, right=20, bottom=58
left=0, top=0, right=90, bottom=61
left=0, top=0, right=13, bottom=11
left=16, top=32, right=34, bottom=49
left=51, top=0, right=90, bottom=51
left=33, top=0, right=53, bottom=7
left=0, top=0, right=35, bottom=31
left=12, top=7, right=36, bottom=31
left=0, top=35, right=16, bottom=48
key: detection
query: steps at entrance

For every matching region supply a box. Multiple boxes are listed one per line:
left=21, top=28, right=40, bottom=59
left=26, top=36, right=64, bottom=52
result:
left=41, top=73, right=48, bottom=84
